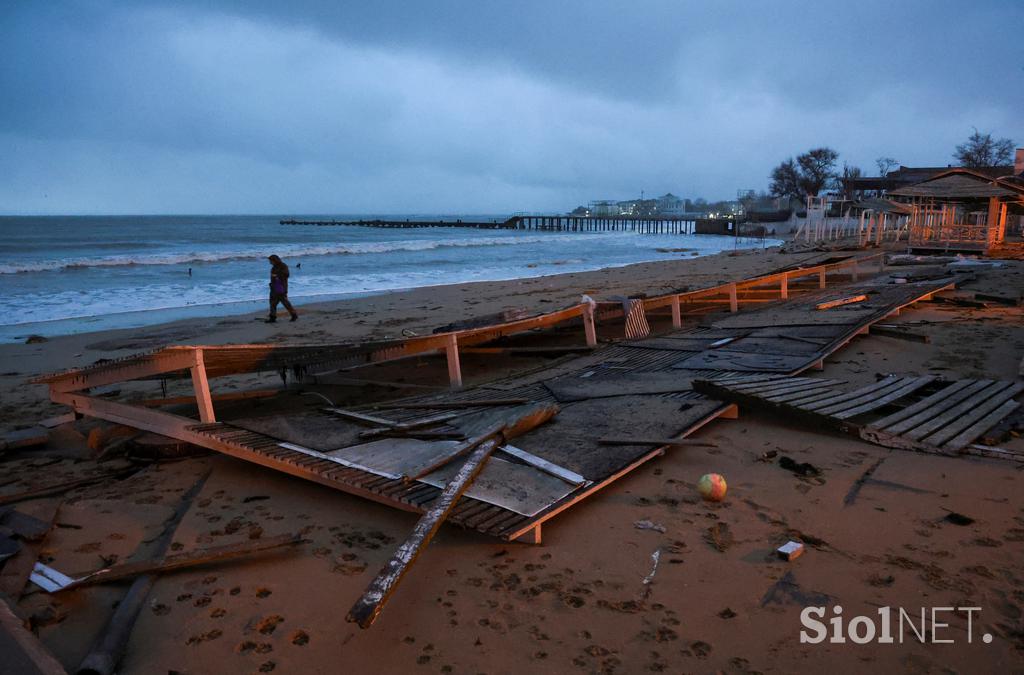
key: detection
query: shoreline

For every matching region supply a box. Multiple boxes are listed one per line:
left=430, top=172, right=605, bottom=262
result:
left=0, top=245, right=818, bottom=427
left=0, top=228, right=780, bottom=342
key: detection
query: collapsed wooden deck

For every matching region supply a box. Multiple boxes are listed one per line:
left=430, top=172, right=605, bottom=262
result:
left=694, top=375, right=1023, bottom=461
left=31, top=254, right=964, bottom=542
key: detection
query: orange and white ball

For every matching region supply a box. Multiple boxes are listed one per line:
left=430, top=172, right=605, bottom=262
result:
left=697, top=473, right=727, bottom=502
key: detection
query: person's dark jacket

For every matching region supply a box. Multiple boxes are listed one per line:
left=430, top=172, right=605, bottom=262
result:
left=270, top=260, right=290, bottom=295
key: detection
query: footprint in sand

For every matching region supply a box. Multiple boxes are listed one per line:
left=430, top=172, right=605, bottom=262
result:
left=256, top=615, right=284, bottom=635
left=185, top=629, right=222, bottom=645
left=290, top=630, right=309, bottom=646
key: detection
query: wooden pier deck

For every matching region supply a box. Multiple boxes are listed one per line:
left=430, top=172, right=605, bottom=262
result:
left=280, top=214, right=731, bottom=235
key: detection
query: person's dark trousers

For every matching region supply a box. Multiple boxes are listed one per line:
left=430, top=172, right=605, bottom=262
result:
left=269, top=292, right=297, bottom=320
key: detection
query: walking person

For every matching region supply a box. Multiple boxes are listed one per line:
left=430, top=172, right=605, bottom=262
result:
left=266, top=254, right=298, bottom=323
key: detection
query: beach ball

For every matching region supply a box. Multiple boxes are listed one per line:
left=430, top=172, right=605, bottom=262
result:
left=698, top=473, right=728, bottom=502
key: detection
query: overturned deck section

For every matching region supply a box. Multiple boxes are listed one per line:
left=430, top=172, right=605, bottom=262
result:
left=694, top=375, right=1023, bottom=461
left=34, top=257, right=960, bottom=541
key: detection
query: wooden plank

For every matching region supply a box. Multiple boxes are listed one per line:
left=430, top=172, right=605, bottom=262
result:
left=726, top=376, right=804, bottom=392
left=325, top=408, right=401, bottom=427
left=346, top=436, right=500, bottom=629
left=942, top=401, right=1021, bottom=452
left=356, top=413, right=460, bottom=440
left=370, top=399, right=528, bottom=410
left=40, top=533, right=304, bottom=592
left=876, top=380, right=993, bottom=434
left=0, top=600, right=67, bottom=675
left=826, top=377, right=935, bottom=419
left=499, top=445, right=586, bottom=485
left=922, top=386, right=1024, bottom=447
left=739, top=378, right=836, bottom=396
left=801, top=376, right=903, bottom=412
left=763, top=382, right=841, bottom=403
left=189, top=349, right=216, bottom=424
left=905, top=382, right=1020, bottom=441
left=76, top=470, right=210, bottom=675
left=868, top=380, right=974, bottom=430
left=0, top=428, right=49, bottom=452
left=816, top=294, right=868, bottom=310
left=445, top=334, right=462, bottom=387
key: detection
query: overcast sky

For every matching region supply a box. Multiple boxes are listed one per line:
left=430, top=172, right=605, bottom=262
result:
left=2, top=1, right=1021, bottom=215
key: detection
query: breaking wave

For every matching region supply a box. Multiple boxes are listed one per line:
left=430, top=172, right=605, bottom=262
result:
left=0, top=232, right=618, bottom=274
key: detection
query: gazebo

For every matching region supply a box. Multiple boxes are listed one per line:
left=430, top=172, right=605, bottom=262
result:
left=888, top=169, right=1024, bottom=252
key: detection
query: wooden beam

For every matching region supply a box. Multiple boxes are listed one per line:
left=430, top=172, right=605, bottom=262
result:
left=816, top=295, right=868, bottom=310
left=39, top=533, right=304, bottom=592
left=371, top=399, right=528, bottom=410
left=324, top=408, right=400, bottom=427
left=780, top=275, right=788, bottom=299
left=347, top=435, right=500, bottom=629
left=189, top=349, right=215, bottom=423
left=583, top=303, right=597, bottom=347
left=0, top=600, right=67, bottom=675
left=445, top=333, right=462, bottom=388
left=818, top=268, right=826, bottom=289
left=49, top=348, right=197, bottom=394
left=670, top=295, right=682, bottom=328
left=728, top=282, right=738, bottom=313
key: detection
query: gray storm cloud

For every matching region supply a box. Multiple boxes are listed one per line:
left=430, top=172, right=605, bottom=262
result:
left=1, top=0, right=1021, bottom=214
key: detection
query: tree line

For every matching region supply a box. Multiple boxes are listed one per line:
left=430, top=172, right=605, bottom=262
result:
left=768, top=129, right=1016, bottom=203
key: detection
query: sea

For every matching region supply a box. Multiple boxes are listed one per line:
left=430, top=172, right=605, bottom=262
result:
left=0, top=215, right=777, bottom=343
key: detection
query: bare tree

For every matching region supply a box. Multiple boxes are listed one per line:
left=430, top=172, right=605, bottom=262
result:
left=875, top=156, right=898, bottom=176
left=954, top=129, right=1014, bottom=167
left=836, top=163, right=863, bottom=201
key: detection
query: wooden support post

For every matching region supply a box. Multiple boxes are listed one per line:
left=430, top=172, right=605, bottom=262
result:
left=818, top=268, right=826, bottom=289
left=670, top=295, right=682, bottom=328
left=347, top=435, right=500, bottom=629
left=728, top=283, right=738, bottom=313
left=780, top=275, right=788, bottom=300
left=189, top=349, right=216, bottom=423
left=583, top=304, right=597, bottom=347
left=514, top=524, right=542, bottom=545
left=444, top=334, right=462, bottom=388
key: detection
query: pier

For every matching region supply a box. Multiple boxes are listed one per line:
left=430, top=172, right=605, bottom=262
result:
left=279, top=215, right=735, bottom=235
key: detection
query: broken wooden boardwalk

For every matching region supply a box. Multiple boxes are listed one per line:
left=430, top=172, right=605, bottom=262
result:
left=32, top=256, right=958, bottom=544
left=694, top=375, right=1023, bottom=461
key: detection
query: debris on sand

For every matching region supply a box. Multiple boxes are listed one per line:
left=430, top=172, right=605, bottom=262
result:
left=778, top=456, right=822, bottom=477
left=634, top=520, right=666, bottom=534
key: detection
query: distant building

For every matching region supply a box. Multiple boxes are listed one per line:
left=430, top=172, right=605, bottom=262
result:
left=656, top=193, right=685, bottom=216
left=589, top=200, right=620, bottom=216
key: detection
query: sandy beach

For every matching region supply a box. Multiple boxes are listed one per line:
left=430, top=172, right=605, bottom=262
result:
left=3, top=244, right=1024, bottom=674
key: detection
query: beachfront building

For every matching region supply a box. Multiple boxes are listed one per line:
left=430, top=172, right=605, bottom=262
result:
left=886, top=167, right=1024, bottom=252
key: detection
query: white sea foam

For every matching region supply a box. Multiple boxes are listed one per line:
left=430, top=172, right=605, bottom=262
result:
left=0, top=232, right=620, bottom=274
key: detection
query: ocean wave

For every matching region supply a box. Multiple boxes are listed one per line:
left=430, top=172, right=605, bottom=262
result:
left=0, top=232, right=619, bottom=274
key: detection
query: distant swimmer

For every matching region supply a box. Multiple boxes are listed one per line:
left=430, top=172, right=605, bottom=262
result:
left=266, top=254, right=298, bottom=323
left=188, top=267, right=192, bottom=277
left=296, top=262, right=301, bottom=269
